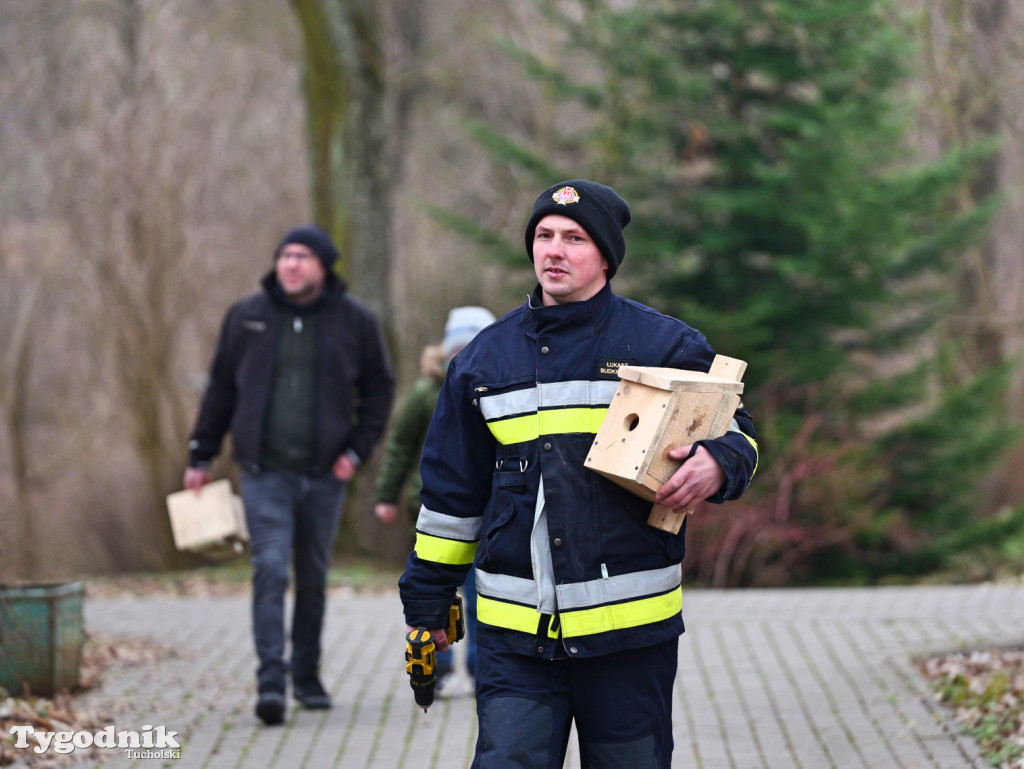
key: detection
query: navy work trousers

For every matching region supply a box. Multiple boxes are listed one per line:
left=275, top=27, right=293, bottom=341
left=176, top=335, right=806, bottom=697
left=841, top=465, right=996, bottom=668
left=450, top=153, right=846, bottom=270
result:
left=240, top=468, right=347, bottom=691
left=471, top=638, right=678, bottom=769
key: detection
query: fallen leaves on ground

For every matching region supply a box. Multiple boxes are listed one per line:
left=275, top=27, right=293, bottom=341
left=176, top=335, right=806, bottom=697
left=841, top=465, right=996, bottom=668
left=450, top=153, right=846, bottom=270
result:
left=0, top=635, right=180, bottom=768
left=918, top=647, right=1024, bottom=769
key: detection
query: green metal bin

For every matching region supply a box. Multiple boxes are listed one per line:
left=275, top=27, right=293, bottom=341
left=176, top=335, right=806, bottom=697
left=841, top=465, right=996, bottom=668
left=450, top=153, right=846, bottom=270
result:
left=0, top=581, right=84, bottom=697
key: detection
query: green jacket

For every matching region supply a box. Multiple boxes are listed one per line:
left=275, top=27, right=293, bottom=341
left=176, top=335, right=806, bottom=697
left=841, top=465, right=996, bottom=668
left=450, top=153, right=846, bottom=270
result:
left=374, top=374, right=443, bottom=517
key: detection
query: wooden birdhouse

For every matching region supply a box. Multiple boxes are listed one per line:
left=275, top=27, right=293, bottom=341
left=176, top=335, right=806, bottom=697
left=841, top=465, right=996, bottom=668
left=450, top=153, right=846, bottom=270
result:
left=584, top=355, right=746, bottom=534
left=166, top=479, right=249, bottom=552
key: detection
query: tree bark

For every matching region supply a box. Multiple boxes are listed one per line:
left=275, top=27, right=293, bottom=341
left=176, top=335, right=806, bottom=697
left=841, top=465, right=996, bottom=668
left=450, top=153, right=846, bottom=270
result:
left=292, top=0, right=403, bottom=558
left=0, top=283, right=39, bottom=580
left=919, top=0, right=1024, bottom=507
left=291, top=0, right=392, bottom=325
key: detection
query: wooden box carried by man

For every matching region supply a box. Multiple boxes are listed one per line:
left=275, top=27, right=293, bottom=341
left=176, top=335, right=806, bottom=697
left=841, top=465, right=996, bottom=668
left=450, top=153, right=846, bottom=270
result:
left=166, top=478, right=249, bottom=552
left=585, top=355, right=746, bottom=533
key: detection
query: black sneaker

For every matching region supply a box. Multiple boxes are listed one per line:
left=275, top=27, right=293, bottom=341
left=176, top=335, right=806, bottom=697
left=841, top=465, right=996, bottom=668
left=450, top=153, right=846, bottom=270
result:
left=255, top=688, right=286, bottom=725
left=293, top=677, right=332, bottom=710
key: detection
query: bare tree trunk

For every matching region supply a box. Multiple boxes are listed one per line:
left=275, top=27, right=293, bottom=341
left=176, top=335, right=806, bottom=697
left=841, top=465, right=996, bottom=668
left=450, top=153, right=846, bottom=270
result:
left=921, top=0, right=1020, bottom=368
left=292, top=0, right=393, bottom=324
left=0, top=283, right=39, bottom=580
left=918, top=0, right=1024, bottom=506
left=291, top=0, right=348, bottom=239
left=345, top=0, right=392, bottom=320
left=291, top=0, right=402, bottom=557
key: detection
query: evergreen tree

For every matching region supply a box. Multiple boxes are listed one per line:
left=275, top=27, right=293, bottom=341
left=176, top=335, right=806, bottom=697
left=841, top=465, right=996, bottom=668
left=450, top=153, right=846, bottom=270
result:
left=462, top=0, right=1015, bottom=584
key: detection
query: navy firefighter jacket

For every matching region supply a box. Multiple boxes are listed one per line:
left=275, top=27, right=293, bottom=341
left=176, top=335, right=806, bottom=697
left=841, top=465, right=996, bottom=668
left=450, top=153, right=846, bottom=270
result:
left=399, top=283, right=758, bottom=660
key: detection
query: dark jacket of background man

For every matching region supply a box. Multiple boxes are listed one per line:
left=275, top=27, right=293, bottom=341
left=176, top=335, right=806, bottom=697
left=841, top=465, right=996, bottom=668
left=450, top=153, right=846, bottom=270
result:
left=188, top=271, right=394, bottom=474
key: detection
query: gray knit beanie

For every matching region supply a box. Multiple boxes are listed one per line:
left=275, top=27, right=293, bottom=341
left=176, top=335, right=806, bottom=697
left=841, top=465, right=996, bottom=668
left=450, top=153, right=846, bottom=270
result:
left=443, top=306, right=496, bottom=358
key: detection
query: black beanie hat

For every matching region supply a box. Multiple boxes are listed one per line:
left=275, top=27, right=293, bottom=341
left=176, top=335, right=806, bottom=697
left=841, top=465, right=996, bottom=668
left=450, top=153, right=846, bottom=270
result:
left=275, top=224, right=339, bottom=272
left=524, top=179, right=631, bottom=278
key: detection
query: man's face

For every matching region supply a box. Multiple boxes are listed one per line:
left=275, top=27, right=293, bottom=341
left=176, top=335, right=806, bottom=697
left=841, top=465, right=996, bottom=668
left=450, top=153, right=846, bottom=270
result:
left=275, top=243, right=326, bottom=304
left=532, top=214, right=608, bottom=306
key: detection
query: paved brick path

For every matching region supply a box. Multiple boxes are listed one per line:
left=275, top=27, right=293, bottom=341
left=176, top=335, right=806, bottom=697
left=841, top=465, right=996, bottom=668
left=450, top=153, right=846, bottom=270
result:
left=62, top=583, right=1024, bottom=768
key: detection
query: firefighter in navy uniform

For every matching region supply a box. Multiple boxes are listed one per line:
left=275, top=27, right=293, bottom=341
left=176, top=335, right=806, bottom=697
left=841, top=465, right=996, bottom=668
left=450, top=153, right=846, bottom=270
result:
left=399, top=180, right=758, bottom=769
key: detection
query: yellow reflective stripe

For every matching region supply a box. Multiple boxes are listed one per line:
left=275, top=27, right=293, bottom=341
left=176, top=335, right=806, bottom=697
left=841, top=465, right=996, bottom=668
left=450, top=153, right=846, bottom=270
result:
left=487, top=407, right=609, bottom=445
left=561, top=588, right=682, bottom=637
left=542, top=407, right=608, bottom=436
left=727, top=420, right=759, bottom=479
left=414, top=533, right=478, bottom=565
left=487, top=415, right=536, bottom=444
left=740, top=432, right=759, bottom=477
left=476, top=588, right=682, bottom=638
left=476, top=595, right=542, bottom=634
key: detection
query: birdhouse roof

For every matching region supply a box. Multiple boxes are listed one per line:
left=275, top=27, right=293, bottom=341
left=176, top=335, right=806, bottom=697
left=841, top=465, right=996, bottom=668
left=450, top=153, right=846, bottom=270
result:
left=617, top=366, right=745, bottom=394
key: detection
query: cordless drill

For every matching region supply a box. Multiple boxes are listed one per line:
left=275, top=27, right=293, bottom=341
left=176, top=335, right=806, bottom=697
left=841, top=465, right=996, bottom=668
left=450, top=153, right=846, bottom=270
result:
left=405, top=594, right=465, bottom=712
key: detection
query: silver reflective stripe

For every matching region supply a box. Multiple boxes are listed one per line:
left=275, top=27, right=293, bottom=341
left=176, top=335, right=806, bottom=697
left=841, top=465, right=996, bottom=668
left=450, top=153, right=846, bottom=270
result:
left=480, top=380, right=619, bottom=421
left=537, top=380, right=618, bottom=408
left=728, top=418, right=741, bottom=433
left=480, top=388, right=537, bottom=421
left=476, top=568, right=537, bottom=605
left=415, top=505, right=482, bottom=541
left=555, top=564, right=682, bottom=610
left=530, top=476, right=557, bottom=613
left=475, top=563, right=683, bottom=611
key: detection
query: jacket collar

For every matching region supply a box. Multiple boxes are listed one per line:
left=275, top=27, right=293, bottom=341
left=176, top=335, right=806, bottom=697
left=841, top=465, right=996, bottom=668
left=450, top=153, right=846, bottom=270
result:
left=523, top=281, right=615, bottom=336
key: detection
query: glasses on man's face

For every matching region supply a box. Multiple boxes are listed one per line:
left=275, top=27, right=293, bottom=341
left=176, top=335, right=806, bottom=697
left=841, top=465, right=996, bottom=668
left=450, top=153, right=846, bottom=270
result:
left=278, top=250, right=318, bottom=263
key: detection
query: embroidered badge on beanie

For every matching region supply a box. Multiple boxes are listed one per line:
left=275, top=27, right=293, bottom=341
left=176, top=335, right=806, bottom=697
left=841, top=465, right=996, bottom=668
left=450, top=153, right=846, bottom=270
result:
left=552, top=186, right=581, bottom=206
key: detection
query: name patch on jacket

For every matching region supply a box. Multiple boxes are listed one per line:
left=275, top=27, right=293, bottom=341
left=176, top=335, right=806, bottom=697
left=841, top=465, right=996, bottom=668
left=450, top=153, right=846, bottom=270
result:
left=597, top=357, right=637, bottom=380
left=241, top=319, right=267, bottom=332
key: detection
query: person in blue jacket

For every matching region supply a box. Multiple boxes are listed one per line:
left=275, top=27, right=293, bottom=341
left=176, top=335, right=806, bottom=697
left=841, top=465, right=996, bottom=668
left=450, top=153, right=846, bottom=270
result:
left=399, top=180, right=758, bottom=769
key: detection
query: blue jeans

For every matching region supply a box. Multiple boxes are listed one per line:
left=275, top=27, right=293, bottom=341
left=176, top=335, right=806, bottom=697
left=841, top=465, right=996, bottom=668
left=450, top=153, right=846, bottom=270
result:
left=240, top=468, right=347, bottom=691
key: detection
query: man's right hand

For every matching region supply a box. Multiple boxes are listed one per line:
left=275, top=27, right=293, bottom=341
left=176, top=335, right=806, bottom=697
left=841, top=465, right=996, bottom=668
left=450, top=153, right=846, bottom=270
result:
left=183, top=467, right=213, bottom=494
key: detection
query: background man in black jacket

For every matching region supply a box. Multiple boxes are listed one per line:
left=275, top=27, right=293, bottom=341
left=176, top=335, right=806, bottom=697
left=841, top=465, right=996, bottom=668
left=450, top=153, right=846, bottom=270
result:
left=183, top=225, right=394, bottom=725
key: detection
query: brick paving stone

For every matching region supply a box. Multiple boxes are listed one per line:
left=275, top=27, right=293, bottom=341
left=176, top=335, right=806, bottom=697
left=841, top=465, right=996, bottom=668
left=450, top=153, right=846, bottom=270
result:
left=41, top=584, right=1024, bottom=769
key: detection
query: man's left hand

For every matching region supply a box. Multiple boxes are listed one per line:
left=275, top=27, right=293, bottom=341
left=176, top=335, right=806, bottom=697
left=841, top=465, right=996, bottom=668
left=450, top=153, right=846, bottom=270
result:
left=333, top=454, right=356, bottom=481
left=653, top=444, right=725, bottom=514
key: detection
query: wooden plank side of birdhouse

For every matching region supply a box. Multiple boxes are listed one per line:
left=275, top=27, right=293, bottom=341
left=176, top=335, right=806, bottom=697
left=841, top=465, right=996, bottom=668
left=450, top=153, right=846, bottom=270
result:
left=584, top=379, right=675, bottom=486
left=645, top=355, right=746, bottom=534
left=643, top=390, right=741, bottom=488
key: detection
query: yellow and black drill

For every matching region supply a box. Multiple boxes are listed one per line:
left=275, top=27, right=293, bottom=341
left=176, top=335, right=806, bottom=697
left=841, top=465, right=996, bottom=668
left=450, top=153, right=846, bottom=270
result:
left=405, top=594, right=465, bottom=713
